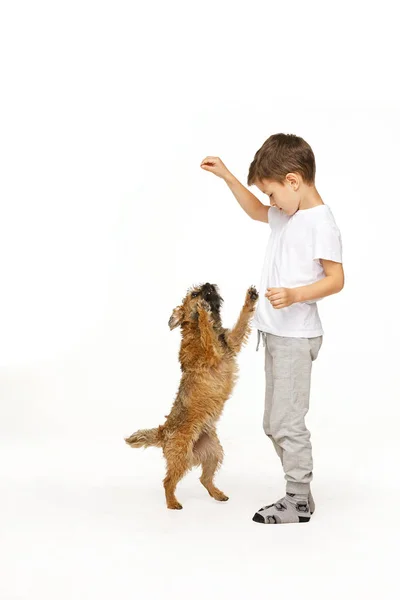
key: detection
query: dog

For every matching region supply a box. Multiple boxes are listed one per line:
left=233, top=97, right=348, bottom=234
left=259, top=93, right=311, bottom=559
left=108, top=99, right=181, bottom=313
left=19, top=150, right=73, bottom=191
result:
left=125, top=282, right=259, bottom=509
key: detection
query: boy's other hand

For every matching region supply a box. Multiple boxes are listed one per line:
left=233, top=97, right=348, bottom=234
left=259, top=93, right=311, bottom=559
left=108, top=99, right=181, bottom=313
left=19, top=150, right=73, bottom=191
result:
left=265, top=287, right=296, bottom=309
left=200, top=156, right=232, bottom=181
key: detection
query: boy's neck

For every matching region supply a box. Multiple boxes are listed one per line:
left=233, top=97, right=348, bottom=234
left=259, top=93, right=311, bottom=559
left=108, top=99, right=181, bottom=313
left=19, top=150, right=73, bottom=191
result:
left=297, top=185, right=324, bottom=210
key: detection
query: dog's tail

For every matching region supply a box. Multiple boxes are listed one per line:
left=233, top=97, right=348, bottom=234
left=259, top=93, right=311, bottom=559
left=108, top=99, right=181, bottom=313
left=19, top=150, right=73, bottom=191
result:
left=124, top=425, right=164, bottom=449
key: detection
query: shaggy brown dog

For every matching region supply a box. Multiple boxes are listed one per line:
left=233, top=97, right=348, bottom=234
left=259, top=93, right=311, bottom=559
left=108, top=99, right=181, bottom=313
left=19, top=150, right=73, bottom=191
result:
left=125, top=282, right=259, bottom=509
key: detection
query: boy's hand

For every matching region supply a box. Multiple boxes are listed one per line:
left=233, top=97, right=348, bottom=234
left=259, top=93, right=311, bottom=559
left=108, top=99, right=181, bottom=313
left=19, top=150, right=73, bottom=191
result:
left=265, top=287, right=297, bottom=309
left=200, top=156, right=232, bottom=181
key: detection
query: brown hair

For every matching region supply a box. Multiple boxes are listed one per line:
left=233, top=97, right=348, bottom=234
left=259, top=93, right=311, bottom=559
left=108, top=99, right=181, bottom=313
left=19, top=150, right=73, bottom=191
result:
left=247, top=133, right=316, bottom=187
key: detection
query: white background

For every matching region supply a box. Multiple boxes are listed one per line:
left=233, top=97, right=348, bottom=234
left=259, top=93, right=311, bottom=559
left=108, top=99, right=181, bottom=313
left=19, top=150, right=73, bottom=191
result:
left=0, top=1, right=399, bottom=598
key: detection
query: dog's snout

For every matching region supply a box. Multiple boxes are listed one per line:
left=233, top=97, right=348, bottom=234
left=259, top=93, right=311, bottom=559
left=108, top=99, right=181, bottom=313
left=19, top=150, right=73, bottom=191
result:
left=203, top=282, right=215, bottom=295
left=199, top=283, right=222, bottom=313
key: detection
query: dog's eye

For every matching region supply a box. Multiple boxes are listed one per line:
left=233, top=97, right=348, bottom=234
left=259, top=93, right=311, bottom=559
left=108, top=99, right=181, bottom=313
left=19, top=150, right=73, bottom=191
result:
left=191, top=292, right=200, bottom=297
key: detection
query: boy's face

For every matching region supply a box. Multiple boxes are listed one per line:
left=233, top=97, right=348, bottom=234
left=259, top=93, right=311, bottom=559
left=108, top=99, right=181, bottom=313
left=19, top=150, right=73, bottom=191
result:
left=255, top=175, right=300, bottom=216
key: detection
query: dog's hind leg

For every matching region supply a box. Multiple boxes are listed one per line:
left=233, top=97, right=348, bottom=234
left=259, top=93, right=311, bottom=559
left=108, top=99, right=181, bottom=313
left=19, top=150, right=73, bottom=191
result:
left=196, top=432, right=229, bottom=502
left=162, top=435, right=194, bottom=510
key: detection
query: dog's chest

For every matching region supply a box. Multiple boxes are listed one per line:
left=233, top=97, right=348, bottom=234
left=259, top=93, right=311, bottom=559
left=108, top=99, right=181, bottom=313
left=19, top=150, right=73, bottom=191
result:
left=209, top=359, right=238, bottom=393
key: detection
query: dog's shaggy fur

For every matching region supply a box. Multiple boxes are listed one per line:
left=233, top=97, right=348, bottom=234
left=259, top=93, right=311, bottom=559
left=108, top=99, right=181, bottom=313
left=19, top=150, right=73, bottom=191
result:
left=125, top=282, right=259, bottom=509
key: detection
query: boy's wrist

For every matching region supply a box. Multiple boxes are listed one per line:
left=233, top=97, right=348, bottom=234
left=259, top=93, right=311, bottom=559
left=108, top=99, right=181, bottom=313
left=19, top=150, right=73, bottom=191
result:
left=224, top=172, right=236, bottom=185
left=292, top=287, right=303, bottom=303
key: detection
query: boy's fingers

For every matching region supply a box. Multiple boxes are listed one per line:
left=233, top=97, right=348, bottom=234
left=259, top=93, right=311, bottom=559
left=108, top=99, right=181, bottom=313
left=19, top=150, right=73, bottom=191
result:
left=201, top=156, right=217, bottom=165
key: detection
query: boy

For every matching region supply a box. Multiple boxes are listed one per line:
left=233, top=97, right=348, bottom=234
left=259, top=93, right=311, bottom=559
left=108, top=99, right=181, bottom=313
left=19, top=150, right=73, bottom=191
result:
left=200, top=133, right=344, bottom=524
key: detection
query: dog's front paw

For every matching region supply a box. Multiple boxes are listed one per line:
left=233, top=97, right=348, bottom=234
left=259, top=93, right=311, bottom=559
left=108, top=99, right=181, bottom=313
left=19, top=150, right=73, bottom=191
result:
left=246, top=285, right=259, bottom=303
left=198, top=298, right=212, bottom=315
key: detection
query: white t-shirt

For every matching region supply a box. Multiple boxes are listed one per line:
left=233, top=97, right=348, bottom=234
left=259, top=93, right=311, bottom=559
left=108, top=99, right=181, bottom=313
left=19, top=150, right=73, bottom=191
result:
left=252, top=204, right=343, bottom=338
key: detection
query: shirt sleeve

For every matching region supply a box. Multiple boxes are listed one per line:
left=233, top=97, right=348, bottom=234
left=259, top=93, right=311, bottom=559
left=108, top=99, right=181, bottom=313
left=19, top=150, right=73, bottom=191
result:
left=312, top=220, right=343, bottom=264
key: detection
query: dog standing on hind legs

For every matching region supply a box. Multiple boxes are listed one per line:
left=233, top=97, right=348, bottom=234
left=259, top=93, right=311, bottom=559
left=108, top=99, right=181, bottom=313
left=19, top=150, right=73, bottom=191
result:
left=125, top=282, right=259, bottom=509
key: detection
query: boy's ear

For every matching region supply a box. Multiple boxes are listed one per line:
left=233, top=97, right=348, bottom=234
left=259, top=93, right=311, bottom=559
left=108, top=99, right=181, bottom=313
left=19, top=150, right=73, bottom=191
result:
left=168, top=305, right=184, bottom=330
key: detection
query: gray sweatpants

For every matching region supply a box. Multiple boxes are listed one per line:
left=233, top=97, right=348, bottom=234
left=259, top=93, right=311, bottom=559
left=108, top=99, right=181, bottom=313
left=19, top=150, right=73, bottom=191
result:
left=256, top=330, right=323, bottom=495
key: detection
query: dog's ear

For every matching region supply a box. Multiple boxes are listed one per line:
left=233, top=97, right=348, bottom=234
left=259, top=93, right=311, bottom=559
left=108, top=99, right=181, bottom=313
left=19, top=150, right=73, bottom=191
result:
left=168, top=305, right=184, bottom=330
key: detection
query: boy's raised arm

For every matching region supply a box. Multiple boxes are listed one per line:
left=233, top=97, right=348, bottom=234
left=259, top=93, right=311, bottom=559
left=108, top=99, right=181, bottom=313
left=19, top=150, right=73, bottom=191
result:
left=200, top=156, right=270, bottom=222
left=225, top=175, right=270, bottom=222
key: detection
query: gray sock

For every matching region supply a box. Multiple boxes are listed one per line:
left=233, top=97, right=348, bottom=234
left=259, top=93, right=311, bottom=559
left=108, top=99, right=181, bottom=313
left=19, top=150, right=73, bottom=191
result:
left=252, top=492, right=311, bottom=524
